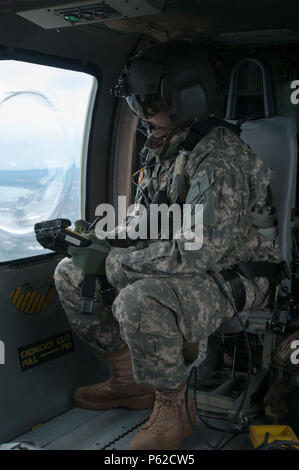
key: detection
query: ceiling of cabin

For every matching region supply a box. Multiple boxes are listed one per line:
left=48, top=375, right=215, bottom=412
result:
left=0, top=0, right=298, bottom=45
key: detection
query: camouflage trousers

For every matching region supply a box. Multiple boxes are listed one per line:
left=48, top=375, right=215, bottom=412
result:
left=54, top=251, right=270, bottom=391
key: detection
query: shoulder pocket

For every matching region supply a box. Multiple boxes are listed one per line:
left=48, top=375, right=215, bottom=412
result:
left=185, top=173, right=216, bottom=225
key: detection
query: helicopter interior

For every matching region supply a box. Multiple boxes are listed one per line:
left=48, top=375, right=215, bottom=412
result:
left=0, top=0, right=299, bottom=451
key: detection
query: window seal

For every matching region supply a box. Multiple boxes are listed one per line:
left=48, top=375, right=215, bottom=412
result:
left=80, top=77, right=98, bottom=219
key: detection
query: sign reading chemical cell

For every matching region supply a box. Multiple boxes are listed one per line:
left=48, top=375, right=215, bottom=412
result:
left=18, top=331, right=75, bottom=371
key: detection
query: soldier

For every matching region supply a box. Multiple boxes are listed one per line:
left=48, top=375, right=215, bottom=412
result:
left=55, top=41, right=282, bottom=450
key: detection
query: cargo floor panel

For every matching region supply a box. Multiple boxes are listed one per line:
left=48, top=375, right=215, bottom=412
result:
left=12, top=407, right=255, bottom=450
left=14, top=407, right=151, bottom=450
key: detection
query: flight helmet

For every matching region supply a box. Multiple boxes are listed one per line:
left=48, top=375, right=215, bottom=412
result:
left=112, top=40, right=217, bottom=128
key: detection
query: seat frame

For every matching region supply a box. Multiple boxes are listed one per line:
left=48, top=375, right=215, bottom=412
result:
left=189, top=57, right=298, bottom=425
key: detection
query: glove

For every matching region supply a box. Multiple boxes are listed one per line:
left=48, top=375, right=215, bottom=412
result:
left=74, top=219, right=91, bottom=234
left=67, top=234, right=111, bottom=275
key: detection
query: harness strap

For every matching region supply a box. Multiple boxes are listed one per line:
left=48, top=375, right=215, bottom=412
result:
left=217, top=261, right=290, bottom=314
left=232, top=261, right=290, bottom=284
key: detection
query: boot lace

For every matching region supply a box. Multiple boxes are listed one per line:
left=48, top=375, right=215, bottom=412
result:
left=142, top=393, right=179, bottom=435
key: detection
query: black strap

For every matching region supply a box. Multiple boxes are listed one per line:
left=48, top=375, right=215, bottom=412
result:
left=98, top=274, right=116, bottom=307
left=81, top=274, right=116, bottom=314
left=214, top=261, right=289, bottom=314
left=220, top=268, right=247, bottom=313
left=81, top=274, right=97, bottom=315
left=178, top=117, right=242, bottom=152
left=232, top=261, right=290, bottom=284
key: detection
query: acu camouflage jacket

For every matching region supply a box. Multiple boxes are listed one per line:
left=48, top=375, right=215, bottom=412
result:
left=106, top=125, right=282, bottom=280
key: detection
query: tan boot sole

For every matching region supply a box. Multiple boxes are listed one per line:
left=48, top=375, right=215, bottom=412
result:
left=73, top=393, right=154, bottom=410
left=129, top=425, right=195, bottom=450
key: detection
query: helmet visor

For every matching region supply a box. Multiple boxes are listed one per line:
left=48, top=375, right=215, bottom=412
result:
left=126, top=94, right=162, bottom=120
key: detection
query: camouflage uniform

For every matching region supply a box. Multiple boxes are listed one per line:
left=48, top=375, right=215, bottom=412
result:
left=55, top=125, right=281, bottom=391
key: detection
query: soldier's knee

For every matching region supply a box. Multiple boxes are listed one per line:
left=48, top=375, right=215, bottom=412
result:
left=112, top=281, right=148, bottom=337
left=113, top=283, right=136, bottom=318
left=113, top=280, right=154, bottom=316
left=54, top=257, right=71, bottom=282
left=54, top=257, right=83, bottom=293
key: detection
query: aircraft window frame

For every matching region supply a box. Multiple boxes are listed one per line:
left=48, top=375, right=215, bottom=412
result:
left=0, top=46, right=101, bottom=266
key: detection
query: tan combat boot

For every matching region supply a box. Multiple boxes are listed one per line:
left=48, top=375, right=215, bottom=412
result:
left=129, top=382, right=196, bottom=450
left=73, top=346, right=155, bottom=410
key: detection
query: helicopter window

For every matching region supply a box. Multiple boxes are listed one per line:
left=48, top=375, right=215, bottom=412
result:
left=0, top=60, right=96, bottom=263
